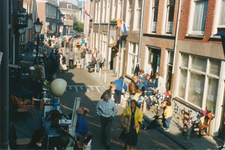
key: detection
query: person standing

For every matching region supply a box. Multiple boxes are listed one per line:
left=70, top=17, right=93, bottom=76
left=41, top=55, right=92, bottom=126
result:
left=96, top=51, right=102, bottom=72
left=164, top=101, right=173, bottom=132
left=68, top=49, right=75, bottom=69
left=76, top=48, right=82, bottom=64
left=119, top=100, right=143, bottom=150
left=153, top=72, right=166, bottom=94
left=113, top=77, right=127, bottom=105
left=80, top=48, right=86, bottom=69
left=96, top=93, right=118, bottom=149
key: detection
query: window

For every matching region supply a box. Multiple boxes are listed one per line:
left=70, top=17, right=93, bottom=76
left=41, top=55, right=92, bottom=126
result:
left=117, top=0, right=122, bottom=19
left=165, top=0, right=175, bottom=33
left=151, top=0, right=159, bottom=32
left=219, top=0, right=225, bottom=26
left=127, top=43, right=138, bottom=76
left=134, top=0, right=141, bottom=30
left=46, top=4, right=56, bottom=19
left=178, top=54, right=221, bottom=111
left=98, top=1, right=101, bottom=22
left=192, top=0, right=208, bottom=34
left=165, top=51, right=174, bottom=91
left=95, top=2, right=98, bottom=22
left=126, top=0, right=132, bottom=29
left=67, top=4, right=72, bottom=9
left=106, top=0, right=110, bottom=22
left=102, top=0, right=106, bottom=22
left=111, top=0, right=116, bottom=20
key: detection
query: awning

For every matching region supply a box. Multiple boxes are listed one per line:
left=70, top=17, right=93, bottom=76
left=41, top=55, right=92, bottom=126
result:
left=108, top=42, right=117, bottom=47
left=215, top=30, right=225, bottom=36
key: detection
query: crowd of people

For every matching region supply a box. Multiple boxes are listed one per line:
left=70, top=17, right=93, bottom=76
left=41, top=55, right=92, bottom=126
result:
left=29, top=34, right=173, bottom=150
left=96, top=70, right=173, bottom=149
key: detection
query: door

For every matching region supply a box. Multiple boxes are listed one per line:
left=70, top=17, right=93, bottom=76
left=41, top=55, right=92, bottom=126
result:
left=147, top=48, right=161, bottom=79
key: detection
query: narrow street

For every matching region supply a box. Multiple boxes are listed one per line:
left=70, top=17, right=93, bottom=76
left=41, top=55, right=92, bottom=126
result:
left=58, top=68, right=183, bottom=149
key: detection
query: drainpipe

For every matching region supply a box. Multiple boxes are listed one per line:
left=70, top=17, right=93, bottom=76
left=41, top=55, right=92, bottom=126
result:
left=0, top=0, right=9, bottom=149
left=116, top=0, right=124, bottom=77
left=171, top=0, right=182, bottom=94
left=138, top=0, right=146, bottom=64
left=106, top=0, right=111, bottom=69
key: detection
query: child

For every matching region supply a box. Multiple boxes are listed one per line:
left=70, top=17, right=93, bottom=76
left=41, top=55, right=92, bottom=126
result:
left=137, top=70, right=145, bottom=90
left=164, top=101, right=173, bottom=132
left=133, top=89, right=143, bottom=108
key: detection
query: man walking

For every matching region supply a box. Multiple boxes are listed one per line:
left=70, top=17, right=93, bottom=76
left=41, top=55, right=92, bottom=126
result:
left=68, top=49, right=75, bottom=69
left=96, top=93, right=118, bottom=149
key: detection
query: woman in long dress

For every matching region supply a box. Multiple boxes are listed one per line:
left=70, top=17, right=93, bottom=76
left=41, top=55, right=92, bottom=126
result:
left=119, top=100, right=143, bottom=150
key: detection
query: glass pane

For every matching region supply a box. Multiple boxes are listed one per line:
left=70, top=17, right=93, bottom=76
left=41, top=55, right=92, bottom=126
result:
left=178, top=69, right=187, bottom=99
left=149, top=54, right=153, bottom=64
left=153, top=8, right=158, bottom=22
left=131, top=55, right=135, bottom=75
left=192, top=1, right=208, bottom=31
left=206, top=78, right=218, bottom=114
left=169, top=0, right=175, bottom=5
left=157, top=56, right=160, bottom=65
left=209, top=59, right=221, bottom=76
left=166, top=65, right=173, bottom=91
left=168, top=51, right=174, bottom=64
left=187, top=72, right=205, bottom=107
left=191, top=56, right=207, bottom=72
left=181, top=54, right=189, bottom=67
left=133, top=44, right=136, bottom=53
left=168, top=6, right=174, bottom=22
left=219, top=0, right=225, bottom=25
left=153, top=0, right=159, bottom=7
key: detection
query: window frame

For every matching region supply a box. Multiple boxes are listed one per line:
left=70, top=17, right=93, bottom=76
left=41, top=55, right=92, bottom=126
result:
left=133, top=0, right=141, bottom=30
left=95, top=2, right=98, bottom=22
left=188, top=0, right=208, bottom=35
left=126, top=0, right=132, bottom=30
left=102, top=0, right=106, bottom=23
left=177, top=53, right=221, bottom=111
left=127, top=43, right=139, bottom=76
left=164, top=0, right=175, bottom=34
left=106, top=0, right=110, bottom=22
left=150, top=0, right=159, bottom=33
left=67, top=4, right=72, bottom=10
left=117, top=0, right=122, bottom=20
left=98, top=1, right=101, bottom=23
left=212, top=0, right=225, bottom=35
left=111, top=0, right=116, bottom=20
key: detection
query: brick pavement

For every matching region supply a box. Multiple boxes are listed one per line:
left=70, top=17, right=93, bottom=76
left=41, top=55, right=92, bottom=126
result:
left=58, top=68, right=183, bottom=149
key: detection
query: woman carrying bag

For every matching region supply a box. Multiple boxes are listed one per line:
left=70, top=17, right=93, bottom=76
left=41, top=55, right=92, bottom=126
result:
left=119, top=100, right=143, bottom=150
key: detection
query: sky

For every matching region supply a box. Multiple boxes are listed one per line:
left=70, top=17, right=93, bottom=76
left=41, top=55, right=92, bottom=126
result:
left=59, top=0, right=77, bottom=5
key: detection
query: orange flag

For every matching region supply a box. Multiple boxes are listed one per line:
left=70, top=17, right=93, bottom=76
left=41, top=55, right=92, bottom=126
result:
left=117, top=18, right=122, bottom=27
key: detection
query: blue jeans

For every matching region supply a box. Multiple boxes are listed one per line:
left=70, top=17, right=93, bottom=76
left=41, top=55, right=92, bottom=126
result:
left=75, top=132, right=84, bottom=142
left=165, top=117, right=172, bottom=128
left=97, top=62, right=100, bottom=71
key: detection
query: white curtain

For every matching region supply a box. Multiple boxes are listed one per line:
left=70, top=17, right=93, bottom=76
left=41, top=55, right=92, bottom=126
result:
left=219, top=0, right=225, bottom=25
left=192, top=1, right=208, bottom=32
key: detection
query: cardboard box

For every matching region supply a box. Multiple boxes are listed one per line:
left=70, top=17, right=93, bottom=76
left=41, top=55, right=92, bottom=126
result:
left=77, top=63, right=81, bottom=68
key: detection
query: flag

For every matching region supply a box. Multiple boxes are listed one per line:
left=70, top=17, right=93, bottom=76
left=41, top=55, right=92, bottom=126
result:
left=117, top=18, right=122, bottom=27
left=82, top=7, right=91, bottom=17
left=121, top=21, right=128, bottom=34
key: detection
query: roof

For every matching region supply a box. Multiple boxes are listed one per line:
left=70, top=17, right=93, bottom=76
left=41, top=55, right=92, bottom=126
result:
left=59, top=2, right=79, bottom=10
left=215, top=30, right=225, bottom=36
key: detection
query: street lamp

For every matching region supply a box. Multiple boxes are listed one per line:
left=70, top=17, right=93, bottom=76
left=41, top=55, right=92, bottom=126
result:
left=34, top=18, right=43, bottom=64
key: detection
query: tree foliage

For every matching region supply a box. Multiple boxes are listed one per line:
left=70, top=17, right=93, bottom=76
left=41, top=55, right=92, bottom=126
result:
left=73, top=21, right=84, bottom=32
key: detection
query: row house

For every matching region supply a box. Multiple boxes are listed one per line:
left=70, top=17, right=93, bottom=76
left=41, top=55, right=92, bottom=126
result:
left=59, top=1, right=80, bottom=35
left=23, top=0, right=38, bottom=44
left=36, top=0, right=62, bottom=37
left=86, top=0, right=224, bottom=137
left=172, top=0, right=224, bottom=137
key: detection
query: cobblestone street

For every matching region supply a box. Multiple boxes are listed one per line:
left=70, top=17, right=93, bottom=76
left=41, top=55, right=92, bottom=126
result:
left=58, top=68, right=183, bottom=149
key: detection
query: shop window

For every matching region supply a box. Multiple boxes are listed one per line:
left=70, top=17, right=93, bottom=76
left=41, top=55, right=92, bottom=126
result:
left=191, top=56, right=207, bottom=72
left=181, top=54, right=189, bottom=67
left=206, top=78, right=219, bottom=114
left=209, top=59, right=221, bottom=76
left=187, top=72, right=205, bottom=107
left=178, top=69, right=187, bottom=99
